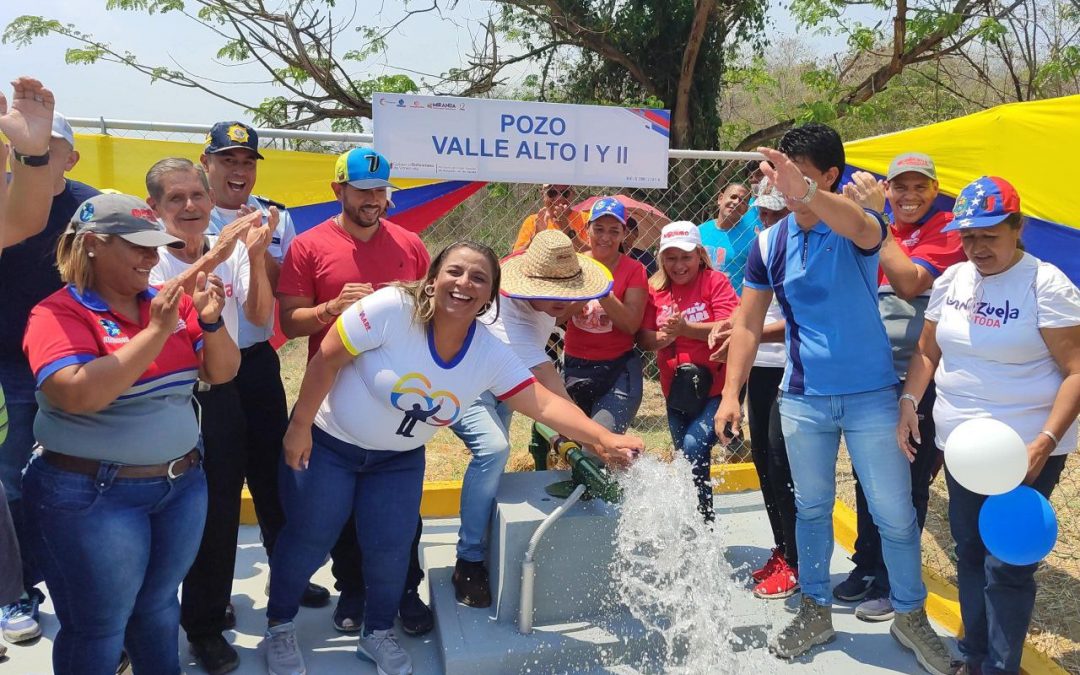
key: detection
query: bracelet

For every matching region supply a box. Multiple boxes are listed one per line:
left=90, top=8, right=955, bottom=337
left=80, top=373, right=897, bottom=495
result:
left=198, top=317, right=224, bottom=332
left=1040, top=429, right=1060, bottom=448
left=314, top=302, right=332, bottom=325
left=898, top=393, right=918, bottom=411
left=793, top=175, right=817, bottom=204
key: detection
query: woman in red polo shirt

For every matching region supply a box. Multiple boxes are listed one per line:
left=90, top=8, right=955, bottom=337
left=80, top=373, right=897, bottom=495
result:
left=562, top=197, right=649, bottom=433
left=20, top=194, right=239, bottom=675
left=639, top=222, right=739, bottom=521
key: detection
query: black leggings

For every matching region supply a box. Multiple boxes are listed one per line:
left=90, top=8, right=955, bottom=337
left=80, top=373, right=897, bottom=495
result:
left=746, top=366, right=798, bottom=567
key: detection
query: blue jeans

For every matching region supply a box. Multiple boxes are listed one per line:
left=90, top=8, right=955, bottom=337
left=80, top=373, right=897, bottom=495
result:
left=450, top=391, right=513, bottom=563
left=564, top=351, right=643, bottom=433
left=947, top=455, right=1067, bottom=675
left=22, top=453, right=207, bottom=675
left=0, top=360, right=42, bottom=590
left=269, top=426, right=424, bottom=631
left=667, top=396, right=722, bottom=520
left=778, top=387, right=925, bottom=612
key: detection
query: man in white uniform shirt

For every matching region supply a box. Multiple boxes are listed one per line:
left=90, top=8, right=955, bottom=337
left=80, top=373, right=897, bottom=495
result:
left=145, top=155, right=274, bottom=674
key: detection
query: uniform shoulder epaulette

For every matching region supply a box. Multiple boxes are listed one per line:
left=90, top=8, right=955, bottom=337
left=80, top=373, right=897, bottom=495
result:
left=253, top=195, right=288, bottom=210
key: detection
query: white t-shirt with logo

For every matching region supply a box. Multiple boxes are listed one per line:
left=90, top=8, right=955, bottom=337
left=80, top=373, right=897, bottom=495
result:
left=316, top=287, right=536, bottom=451
left=926, top=253, right=1080, bottom=455
left=150, top=236, right=250, bottom=343
left=480, top=297, right=557, bottom=370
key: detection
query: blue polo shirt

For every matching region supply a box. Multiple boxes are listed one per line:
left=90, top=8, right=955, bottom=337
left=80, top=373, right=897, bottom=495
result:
left=743, top=213, right=896, bottom=396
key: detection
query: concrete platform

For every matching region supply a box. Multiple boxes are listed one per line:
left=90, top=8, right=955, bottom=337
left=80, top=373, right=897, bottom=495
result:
left=6, top=489, right=956, bottom=674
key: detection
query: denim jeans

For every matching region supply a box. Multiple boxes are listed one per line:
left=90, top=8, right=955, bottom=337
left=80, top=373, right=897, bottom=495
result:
left=22, top=452, right=208, bottom=675
left=947, top=454, right=1067, bottom=675
left=269, top=426, right=425, bottom=632
left=564, top=351, right=643, bottom=434
left=0, top=360, right=41, bottom=590
left=852, top=383, right=939, bottom=596
left=450, top=391, right=513, bottom=563
left=778, top=387, right=925, bottom=612
left=667, top=396, right=722, bottom=520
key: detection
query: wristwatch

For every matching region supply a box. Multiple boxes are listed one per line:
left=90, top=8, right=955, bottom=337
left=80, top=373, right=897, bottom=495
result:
left=12, top=148, right=50, bottom=167
left=793, top=176, right=817, bottom=204
left=199, top=317, right=225, bottom=332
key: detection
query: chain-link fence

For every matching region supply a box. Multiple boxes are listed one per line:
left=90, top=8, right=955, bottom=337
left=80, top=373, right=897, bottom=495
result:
left=69, top=120, right=1080, bottom=671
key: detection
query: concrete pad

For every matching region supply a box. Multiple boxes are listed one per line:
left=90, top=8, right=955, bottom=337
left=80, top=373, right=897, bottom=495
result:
left=6, top=490, right=956, bottom=674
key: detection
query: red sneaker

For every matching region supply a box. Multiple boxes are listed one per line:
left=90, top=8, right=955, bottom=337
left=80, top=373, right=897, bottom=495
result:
left=753, top=559, right=799, bottom=599
left=751, top=548, right=783, bottom=582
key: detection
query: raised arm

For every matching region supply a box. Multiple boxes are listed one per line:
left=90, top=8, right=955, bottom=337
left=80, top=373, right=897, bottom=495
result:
left=759, top=147, right=883, bottom=251
left=0, top=77, right=56, bottom=250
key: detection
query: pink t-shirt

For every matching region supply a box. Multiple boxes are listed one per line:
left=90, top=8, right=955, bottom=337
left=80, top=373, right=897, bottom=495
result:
left=643, top=268, right=740, bottom=398
left=564, top=254, right=648, bottom=361
left=277, top=218, right=430, bottom=360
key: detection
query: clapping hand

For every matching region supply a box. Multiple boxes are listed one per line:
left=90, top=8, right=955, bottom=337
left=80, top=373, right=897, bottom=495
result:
left=843, top=171, right=887, bottom=213
left=244, top=206, right=277, bottom=258
left=708, top=319, right=734, bottom=363
left=193, top=272, right=226, bottom=324
left=210, top=210, right=260, bottom=264
left=0, top=77, right=54, bottom=156
left=149, top=279, right=183, bottom=334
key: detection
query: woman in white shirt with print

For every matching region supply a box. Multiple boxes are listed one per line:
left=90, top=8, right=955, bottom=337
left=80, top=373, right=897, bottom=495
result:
left=898, top=177, right=1080, bottom=675
left=263, top=241, right=643, bottom=675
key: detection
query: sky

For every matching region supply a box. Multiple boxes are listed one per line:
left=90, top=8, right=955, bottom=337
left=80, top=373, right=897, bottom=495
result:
left=0, top=0, right=851, bottom=127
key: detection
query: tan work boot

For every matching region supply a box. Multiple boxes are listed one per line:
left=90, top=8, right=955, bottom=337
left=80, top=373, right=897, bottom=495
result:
left=891, top=607, right=961, bottom=675
left=770, top=595, right=836, bottom=658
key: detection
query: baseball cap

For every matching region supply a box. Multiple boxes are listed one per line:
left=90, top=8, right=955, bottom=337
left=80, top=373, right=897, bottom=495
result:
left=204, top=121, right=264, bottom=159
left=334, top=147, right=394, bottom=190
left=69, top=194, right=184, bottom=249
left=588, top=196, right=627, bottom=224
left=52, top=112, right=74, bottom=147
left=886, top=152, right=937, bottom=181
left=658, top=221, right=703, bottom=253
left=755, top=176, right=786, bottom=211
left=943, top=176, right=1021, bottom=232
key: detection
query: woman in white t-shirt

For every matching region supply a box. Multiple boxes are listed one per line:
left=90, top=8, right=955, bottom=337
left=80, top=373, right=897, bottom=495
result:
left=264, top=241, right=642, bottom=675
left=898, top=177, right=1080, bottom=675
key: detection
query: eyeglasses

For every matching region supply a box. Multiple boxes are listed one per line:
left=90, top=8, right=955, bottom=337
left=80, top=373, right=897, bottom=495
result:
left=545, top=188, right=573, bottom=199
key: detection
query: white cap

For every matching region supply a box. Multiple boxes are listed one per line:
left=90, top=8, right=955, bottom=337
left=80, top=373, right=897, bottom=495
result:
left=658, top=221, right=703, bottom=253
left=755, top=176, right=786, bottom=211
left=52, top=112, right=74, bottom=147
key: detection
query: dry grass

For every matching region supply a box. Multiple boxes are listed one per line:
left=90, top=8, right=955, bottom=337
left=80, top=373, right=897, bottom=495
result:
left=280, top=338, right=1078, bottom=672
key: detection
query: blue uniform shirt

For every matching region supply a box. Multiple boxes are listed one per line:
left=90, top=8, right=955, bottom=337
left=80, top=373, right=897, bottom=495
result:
left=743, top=213, right=897, bottom=396
left=698, top=201, right=760, bottom=294
left=207, top=195, right=296, bottom=348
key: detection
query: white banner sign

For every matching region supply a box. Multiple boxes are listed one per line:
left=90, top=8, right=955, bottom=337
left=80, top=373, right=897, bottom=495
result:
left=372, top=94, right=670, bottom=188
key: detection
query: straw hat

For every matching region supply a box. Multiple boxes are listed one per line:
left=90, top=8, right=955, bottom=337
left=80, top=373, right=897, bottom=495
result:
left=500, top=230, right=613, bottom=301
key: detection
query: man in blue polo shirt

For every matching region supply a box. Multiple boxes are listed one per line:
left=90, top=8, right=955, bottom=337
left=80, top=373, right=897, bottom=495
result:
left=715, top=124, right=955, bottom=674
left=0, top=109, right=99, bottom=645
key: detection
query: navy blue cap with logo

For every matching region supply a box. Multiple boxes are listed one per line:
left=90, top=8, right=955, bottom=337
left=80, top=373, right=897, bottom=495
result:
left=204, top=121, right=265, bottom=160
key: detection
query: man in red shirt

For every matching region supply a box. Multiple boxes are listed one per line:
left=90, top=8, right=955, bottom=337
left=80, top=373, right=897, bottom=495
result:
left=276, top=147, right=432, bottom=635
left=836, top=153, right=967, bottom=621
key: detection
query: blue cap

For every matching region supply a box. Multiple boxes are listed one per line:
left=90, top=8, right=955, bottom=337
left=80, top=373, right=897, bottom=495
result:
left=334, top=147, right=394, bottom=190
left=588, top=196, right=627, bottom=224
left=204, top=121, right=264, bottom=159
left=943, top=176, right=1021, bottom=232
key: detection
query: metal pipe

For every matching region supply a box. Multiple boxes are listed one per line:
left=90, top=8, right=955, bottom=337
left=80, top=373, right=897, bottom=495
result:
left=518, top=482, right=587, bottom=634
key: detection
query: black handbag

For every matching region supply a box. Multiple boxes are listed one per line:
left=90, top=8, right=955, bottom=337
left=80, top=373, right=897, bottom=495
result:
left=667, top=360, right=713, bottom=417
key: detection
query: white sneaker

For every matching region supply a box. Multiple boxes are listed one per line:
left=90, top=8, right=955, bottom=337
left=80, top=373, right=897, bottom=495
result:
left=357, top=628, right=412, bottom=675
left=264, top=621, right=306, bottom=675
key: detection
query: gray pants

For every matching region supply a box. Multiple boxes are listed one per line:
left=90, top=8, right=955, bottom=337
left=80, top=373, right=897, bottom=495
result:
left=0, top=480, right=22, bottom=606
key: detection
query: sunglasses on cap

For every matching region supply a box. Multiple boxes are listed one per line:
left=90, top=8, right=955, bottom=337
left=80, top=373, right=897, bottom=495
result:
left=545, top=187, right=573, bottom=199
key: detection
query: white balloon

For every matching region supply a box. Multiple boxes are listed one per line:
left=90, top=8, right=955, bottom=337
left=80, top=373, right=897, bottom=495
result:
left=944, top=418, right=1028, bottom=496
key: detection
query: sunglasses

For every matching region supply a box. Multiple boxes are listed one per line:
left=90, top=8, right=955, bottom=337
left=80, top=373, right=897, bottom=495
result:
left=545, top=188, right=573, bottom=199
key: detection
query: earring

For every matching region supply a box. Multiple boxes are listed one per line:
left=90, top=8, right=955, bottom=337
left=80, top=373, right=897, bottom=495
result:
left=423, top=284, right=435, bottom=297
left=478, top=302, right=492, bottom=316
left=87, top=251, right=96, bottom=258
